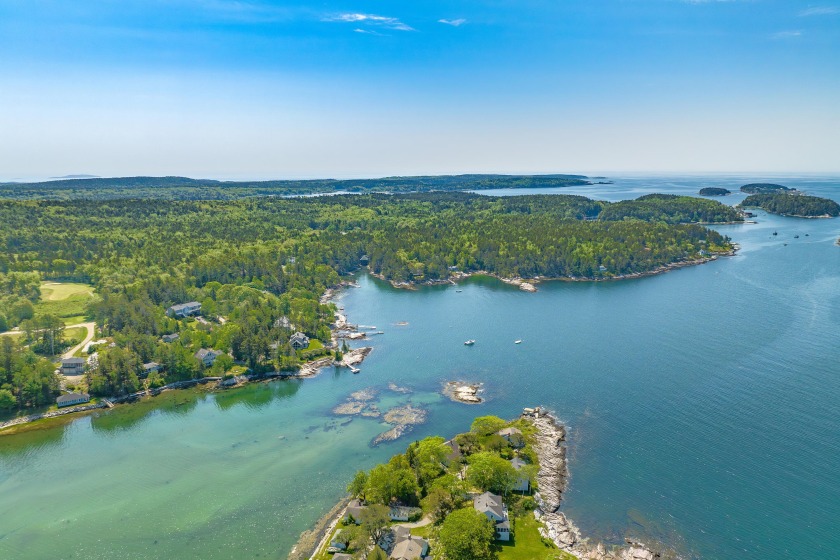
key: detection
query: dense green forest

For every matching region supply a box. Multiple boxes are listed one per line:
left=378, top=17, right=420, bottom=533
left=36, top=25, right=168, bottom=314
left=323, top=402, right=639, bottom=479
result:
left=597, top=194, right=742, bottom=223
left=0, top=192, right=736, bottom=408
left=740, top=183, right=795, bottom=194
left=698, top=188, right=731, bottom=196
left=0, top=174, right=591, bottom=201
left=740, top=193, right=840, bottom=217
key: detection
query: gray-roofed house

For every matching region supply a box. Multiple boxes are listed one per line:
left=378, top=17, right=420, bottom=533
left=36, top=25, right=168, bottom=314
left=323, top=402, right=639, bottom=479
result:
left=141, top=362, right=162, bottom=377
left=161, top=333, right=180, bottom=343
left=473, top=491, right=511, bottom=541
left=57, top=392, right=90, bottom=408
left=290, top=332, right=310, bottom=350
left=60, top=357, right=86, bottom=376
left=166, top=301, right=202, bottom=318
left=390, top=536, right=429, bottom=560
left=443, top=439, right=462, bottom=464
left=497, top=427, right=525, bottom=448
left=342, top=499, right=367, bottom=524
left=195, top=348, right=224, bottom=367
left=274, top=316, right=293, bottom=329
left=328, top=530, right=348, bottom=553
left=510, top=457, right=531, bottom=492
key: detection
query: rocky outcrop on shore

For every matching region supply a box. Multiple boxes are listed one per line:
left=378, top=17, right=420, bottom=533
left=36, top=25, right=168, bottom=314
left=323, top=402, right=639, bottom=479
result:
left=526, top=408, right=662, bottom=560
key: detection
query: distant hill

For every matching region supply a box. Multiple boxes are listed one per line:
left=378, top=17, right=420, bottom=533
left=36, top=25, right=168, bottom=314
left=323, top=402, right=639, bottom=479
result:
left=699, top=187, right=731, bottom=196
left=740, top=183, right=795, bottom=194
left=0, top=174, right=592, bottom=200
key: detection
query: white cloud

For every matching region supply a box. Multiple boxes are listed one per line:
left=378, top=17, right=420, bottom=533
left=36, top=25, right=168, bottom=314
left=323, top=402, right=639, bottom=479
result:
left=438, top=18, right=466, bottom=27
left=799, top=6, right=840, bottom=16
left=773, top=30, right=803, bottom=39
left=327, top=13, right=414, bottom=31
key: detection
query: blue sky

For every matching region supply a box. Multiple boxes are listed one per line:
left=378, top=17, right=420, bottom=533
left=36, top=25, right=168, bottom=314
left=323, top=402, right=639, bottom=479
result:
left=1, top=0, right=838, bottom=179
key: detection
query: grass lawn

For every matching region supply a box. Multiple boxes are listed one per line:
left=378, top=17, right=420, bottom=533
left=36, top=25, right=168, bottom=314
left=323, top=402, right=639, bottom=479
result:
left=40, top=282, right=94, bottom=301
left=308, top=338, right=324, bottom=351
left=36, top=282, right=97, bottom=322
left=63, top=326, right=87, bottom=343
left=497, top=514, right=578, bottom=560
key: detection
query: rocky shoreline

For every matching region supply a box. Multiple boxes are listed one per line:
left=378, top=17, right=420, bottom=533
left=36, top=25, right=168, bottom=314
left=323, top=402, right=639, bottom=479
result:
left=368, top=250, right=737, bottom=292
left=526, top=408, right=663, bottom=560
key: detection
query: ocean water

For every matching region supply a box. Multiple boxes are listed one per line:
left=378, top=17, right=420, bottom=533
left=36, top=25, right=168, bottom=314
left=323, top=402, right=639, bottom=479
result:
left=1, top=176, right=839, bottom=559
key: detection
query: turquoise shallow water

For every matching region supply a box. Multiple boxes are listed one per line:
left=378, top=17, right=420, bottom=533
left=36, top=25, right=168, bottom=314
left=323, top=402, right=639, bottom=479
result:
left=1, top=176, right=839, bottom=559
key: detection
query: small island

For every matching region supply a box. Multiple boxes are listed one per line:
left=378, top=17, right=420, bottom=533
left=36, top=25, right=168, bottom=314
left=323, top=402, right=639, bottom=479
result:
left=740, top=193, right=840, bottom=218
left=289, top=411, right=664, bottom=560
left=740, top=183, right=796, bottom=194
left=698, top=187, right=730, bottom=196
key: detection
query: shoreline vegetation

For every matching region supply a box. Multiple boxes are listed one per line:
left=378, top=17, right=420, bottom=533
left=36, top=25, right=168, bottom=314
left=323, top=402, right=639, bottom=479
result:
left=739, top=192, right=840, bottom=219
left=1, top=191, right=740, bottom=426
left=289, top=409, right=666, bottom=560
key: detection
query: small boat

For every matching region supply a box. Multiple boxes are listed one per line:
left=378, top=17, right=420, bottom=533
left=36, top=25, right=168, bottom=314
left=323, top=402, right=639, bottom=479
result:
left=464, top=340, right=475, bottom=346
left=793, top=235, right=799, bottom=239
left=456, top=290, right=463, bottom=293
left=773, top=231, right=778, bottom=236
left=514, top=340, right=522, bottom=344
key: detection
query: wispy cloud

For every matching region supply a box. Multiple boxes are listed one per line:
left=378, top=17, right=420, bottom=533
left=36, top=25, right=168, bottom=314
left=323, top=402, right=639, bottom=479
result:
left=354, top=28, right=384, bottom=36
left=799, top=6, right=840, bottom=16
left=773, top=30, right=803, bottom=39
left=438, top=18, right=466, bottom=27
left=326, top=13, right=414, bottom=31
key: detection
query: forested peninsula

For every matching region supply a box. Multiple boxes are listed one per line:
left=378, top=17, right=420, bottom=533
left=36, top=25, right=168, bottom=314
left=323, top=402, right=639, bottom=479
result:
left=740, top=193, right=840, bottom=218
left=1, top=192, right=737, bottom=412
left=0, top=174, right=591, bottom=200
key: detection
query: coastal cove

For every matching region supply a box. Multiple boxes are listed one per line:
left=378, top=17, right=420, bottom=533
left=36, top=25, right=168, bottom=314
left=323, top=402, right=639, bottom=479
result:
left=1, top=177, right=839, bottom=560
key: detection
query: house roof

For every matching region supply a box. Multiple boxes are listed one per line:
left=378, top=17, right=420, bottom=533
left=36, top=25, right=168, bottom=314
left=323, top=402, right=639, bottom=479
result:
left=392, top=526, right=411, bottom=542
left=390, top=537, right=427, bottom=560
left=498, top=427, right=522, bottom=437
left=195, top=348, right=222, bottom=360
left=511, top=457, right=527, bottom=470
left=62, top=358, right=86, bottom=365
left=443, top=439, right=461, bottom=461
left=143, top=362, right=160, bottom=370
left=290, top=331, right=309, bottom=341
left=169, top=301, right=200, bottom=312
left=474, top=492, right=506, bottom=520
left=57, top=392, right=89, bottom=404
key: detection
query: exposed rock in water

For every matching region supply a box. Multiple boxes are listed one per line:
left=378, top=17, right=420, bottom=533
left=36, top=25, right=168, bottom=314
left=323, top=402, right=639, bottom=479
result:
left=371, top=404, right=428, bottom=446
left=443, top=381, right=484, bottom=404
left=388, top=382, right=412, bottom=394
left=333, top=387, right=381, bottom=418
left=333, top=401, right=366, bottom=415
left=350, top=388, right=377, bottom=401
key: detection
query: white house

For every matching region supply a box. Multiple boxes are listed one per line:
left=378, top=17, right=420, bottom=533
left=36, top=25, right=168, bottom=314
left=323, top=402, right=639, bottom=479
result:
left=195, top=348, right=223, bottom=367
left=57, top=392, right=90, bottom=408
left=473, top=491, right=511, bottom=541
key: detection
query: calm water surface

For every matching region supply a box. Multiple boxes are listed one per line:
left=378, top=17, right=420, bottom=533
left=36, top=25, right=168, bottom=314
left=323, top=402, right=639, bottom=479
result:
left=1, top=176, right=839, bottom=559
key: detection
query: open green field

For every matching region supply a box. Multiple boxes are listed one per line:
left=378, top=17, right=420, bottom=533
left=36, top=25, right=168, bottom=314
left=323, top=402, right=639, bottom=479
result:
left=497, top=514, right=577, bottom=560
left=35, top=282, right=97, bottom=323
left=63, top=326, right=88, bottom=343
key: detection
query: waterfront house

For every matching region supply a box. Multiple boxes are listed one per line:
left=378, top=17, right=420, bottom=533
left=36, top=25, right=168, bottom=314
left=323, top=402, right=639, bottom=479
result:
left=274, top=316, right=292, bottom=329
left=141, top=362, right=162, bottom=377
left=290, top=332, right=310, bottom=350
left=443, top=439, right=462, bottom=464
left=161, top=333, right=180, bottom=343
left=57, top=392, right=90, bottom=407
left=166, top=301, right=201, bottom=318
left=497, top=427, right=524, bottom=448
left=510, top=457, right=531, bottom=492
left=473, top=492, right=511, bottom=541
left=342, top=499, right=367, bottom=524
left=195, top=348, right=223, bottom=367
left=390, top=536, right=429, bottom=560
left=60, top=357, right=86, bottom=376
left=328, top=530, right=347, bottom=552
